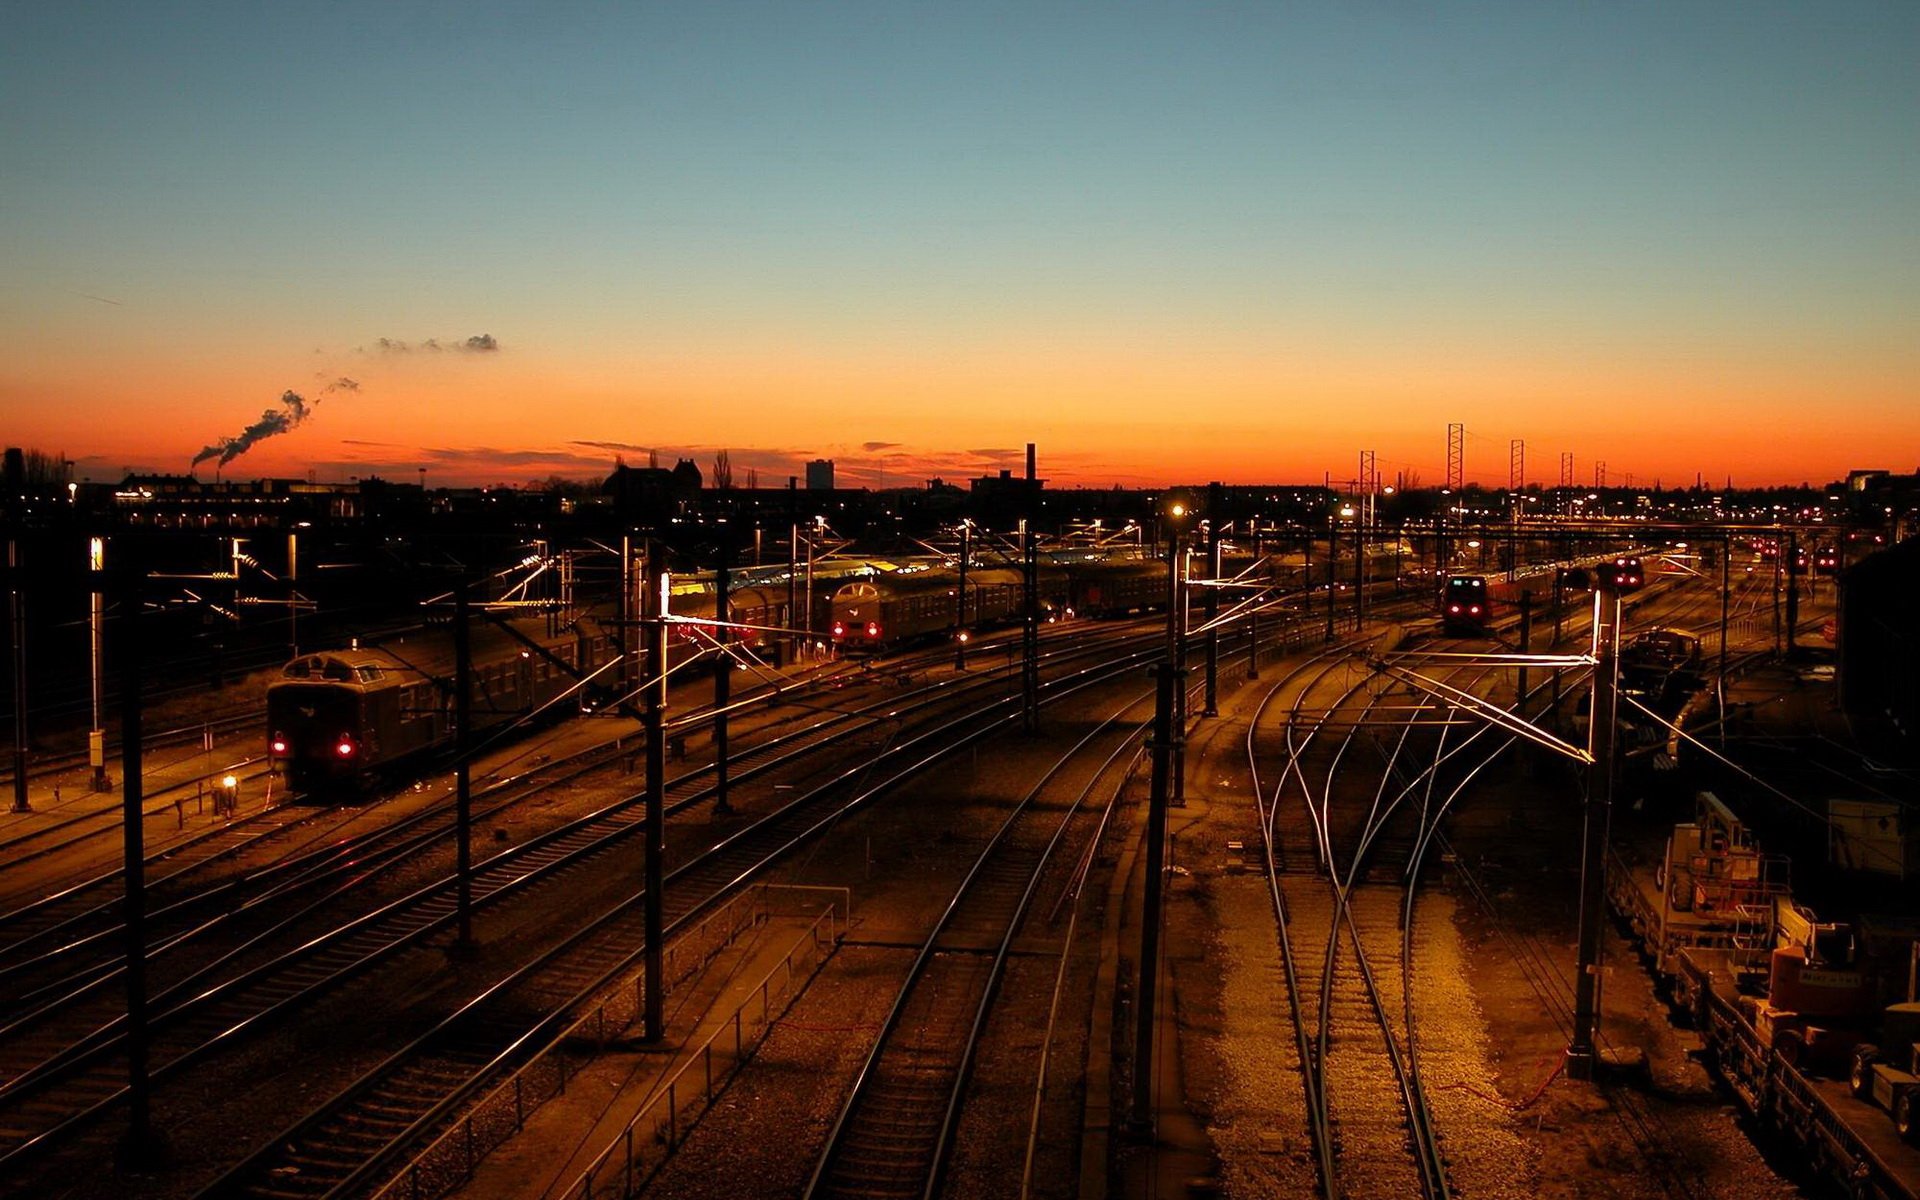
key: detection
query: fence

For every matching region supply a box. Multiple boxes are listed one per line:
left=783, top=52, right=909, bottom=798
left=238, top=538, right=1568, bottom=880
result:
left=561, top=900, right=844, bottom=1200
left=367, top=884, right=774, bottom=1200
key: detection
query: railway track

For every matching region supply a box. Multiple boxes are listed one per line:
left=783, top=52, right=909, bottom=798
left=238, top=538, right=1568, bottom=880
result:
left=0, top=564, right=1728, bottom=1198
left=0, top=634, right=1041, bottom=1022
left=804, top=689, right=1154, bottom=1199
left=1236, top=560, right=1746, bottom=1200
left=195, top=628, right=1177, bottom=1200
left=0, top=653, right=967, bottom=1166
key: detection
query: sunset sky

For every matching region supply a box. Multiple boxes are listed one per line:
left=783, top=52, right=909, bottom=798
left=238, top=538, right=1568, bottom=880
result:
left=3, top=3, right=1915, bottom=490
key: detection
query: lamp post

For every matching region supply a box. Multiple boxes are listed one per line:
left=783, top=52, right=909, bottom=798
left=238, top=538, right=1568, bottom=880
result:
left=90, top=536, right=109, bottom=793
left=954, top=520, right=970, bottom=671
left=8, top=534, right=28, bottom=813
left=1130, top=499, right=1188, bottom=1134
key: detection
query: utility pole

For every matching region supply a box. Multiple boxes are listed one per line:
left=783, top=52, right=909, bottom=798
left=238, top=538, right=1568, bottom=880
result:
left=1021, top=443, right=1040, bottom=731
left=1173, top=515, right=1188, bottom=806
left=1351, top=502, right=1364, bottom=633
left=1516, top=592, right=1533, bottom=773
left=620, top=534, right=636, bottom=706
left=90, top=536, right=109, bottom=793
left=1323, top=504, right=1336, bottom=645
left=1728, top=533, right=1743, bottom=741
left=453, top=581, right=475, bottom=951
left=1784, top=529, right=1800, bottom=658
left=1568, top=584, right=1621, bottom=1080
left=1771, top=534, right=1784, bottom=657
left=955, top=520, right=970, bottom=671
left=643, top=548, right=668, bottom=1042
left=714, top=527, right=733, bottom=814
left=786, top=478, right=798, bottom=667
left=286, top=530, right=300, bottom=660
left=8, top=533, right=28, bottom=813
left=803, top=518, right=817, bottom=659
left=1550, top=571, right=1566, bottom=719
left=1205, top=491, right=1221, bottom=714
left=1301, top=523, right=1314, bottom=627
left=1130, top=507, right=1187, bottom=1135
left=115, top=554, right=163, bottom=1167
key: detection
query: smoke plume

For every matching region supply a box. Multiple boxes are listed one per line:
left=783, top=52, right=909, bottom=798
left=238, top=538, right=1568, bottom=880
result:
left=191, top=376, right=356, bottom=469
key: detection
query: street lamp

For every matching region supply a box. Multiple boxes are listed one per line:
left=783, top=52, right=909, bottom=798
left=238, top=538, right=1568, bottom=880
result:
left=1132, top=497, right=1189, bottom=1135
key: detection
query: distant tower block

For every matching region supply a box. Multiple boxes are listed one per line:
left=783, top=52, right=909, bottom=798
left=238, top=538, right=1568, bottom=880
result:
left=1509, top=439, right=1524, bottom=493
left=806, top=458, right=835, bottom=490
left=1595, top=461, right=1607, bottom=489
left=1446, top=423, right=1464, bottom=492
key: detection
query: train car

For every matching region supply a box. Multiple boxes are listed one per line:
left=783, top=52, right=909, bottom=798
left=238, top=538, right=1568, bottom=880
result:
left=1621, top=627, right=1705, bottom=707
left=1067, top=558, right=1167, bottom=616
left=1440, top=574, right=1493, bottom=635
left=1602, top=555, right=1646, bottom=592
left=829, top=555, right=1170, bottom=655
left=829, top=566, right=1060, bottom=655
left=267, top=621, right=613, bottom=795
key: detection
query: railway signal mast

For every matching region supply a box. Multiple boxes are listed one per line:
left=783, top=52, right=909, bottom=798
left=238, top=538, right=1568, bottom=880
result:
left=1021, top=444, right=1040, bottom=733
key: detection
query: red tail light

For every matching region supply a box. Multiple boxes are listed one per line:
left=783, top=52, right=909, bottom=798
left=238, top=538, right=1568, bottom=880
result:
left=270, top=737, right=288, bottom=755
left=831, top=621, right=846, bottom=637
left=336, top=737, right=356, bottom=758
left=1447, top=605, right=1461, bottom=614
left=1468, top=605, right=1482, bottom=615
left=866, top=622, right=880, bottom=637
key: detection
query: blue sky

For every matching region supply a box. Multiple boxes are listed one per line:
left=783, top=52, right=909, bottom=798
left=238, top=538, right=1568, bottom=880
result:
left=3, top=2, right=1915, bottom=485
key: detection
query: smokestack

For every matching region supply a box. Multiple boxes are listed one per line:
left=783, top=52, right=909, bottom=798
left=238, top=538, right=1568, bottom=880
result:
left=1026, top=442, right=1035, bottom=482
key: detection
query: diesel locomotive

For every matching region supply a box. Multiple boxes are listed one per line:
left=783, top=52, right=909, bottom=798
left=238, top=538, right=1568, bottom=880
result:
left=266, top=574, right=800, bottom=794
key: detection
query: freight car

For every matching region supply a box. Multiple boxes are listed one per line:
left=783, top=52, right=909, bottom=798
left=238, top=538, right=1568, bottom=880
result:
left=1610, top=794, right=1920, bottom=1191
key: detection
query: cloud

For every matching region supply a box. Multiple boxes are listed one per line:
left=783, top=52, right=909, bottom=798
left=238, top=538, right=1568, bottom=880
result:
left=570, top=439, right=655, bottom=454
left=420, top=445, right=613, bottom=468
left=862, top=441, right=901, bottom=452
left=362, top=334, right=502, bottom=354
